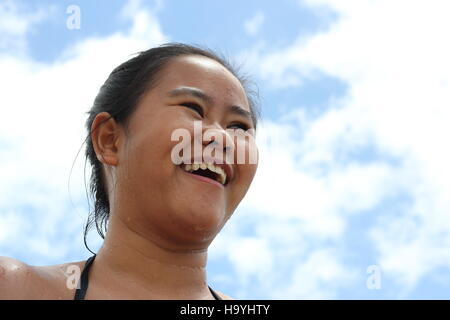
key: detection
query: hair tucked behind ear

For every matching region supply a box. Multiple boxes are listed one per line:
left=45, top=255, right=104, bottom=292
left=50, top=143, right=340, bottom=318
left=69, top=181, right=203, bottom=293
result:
left=82, top=43, right=261, bottom=253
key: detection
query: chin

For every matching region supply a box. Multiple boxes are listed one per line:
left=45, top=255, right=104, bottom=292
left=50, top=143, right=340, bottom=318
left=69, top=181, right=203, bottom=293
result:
left=172, top=208, right=226, bottom=241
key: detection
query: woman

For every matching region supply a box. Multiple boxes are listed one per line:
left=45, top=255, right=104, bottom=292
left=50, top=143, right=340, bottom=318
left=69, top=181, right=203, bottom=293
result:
left=0, top=43, right=259, bottom=300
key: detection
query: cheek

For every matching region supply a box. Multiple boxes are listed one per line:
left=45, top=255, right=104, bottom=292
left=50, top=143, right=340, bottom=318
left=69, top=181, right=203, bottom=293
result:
left=230, top=141, right=258, bottom=200
left=131, top=114, right=188, bottom=159
left=122, top=126, right=176, bottom=185
left=240, top=163, right=258, bottom=189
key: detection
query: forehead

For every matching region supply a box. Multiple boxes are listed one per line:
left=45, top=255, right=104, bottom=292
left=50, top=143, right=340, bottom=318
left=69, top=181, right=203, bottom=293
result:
left=154, top=55, right=249, bottom=110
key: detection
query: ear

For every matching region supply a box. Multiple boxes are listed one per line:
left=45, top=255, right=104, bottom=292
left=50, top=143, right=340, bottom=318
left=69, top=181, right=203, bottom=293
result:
left=91, top=112, right=121, bottom=166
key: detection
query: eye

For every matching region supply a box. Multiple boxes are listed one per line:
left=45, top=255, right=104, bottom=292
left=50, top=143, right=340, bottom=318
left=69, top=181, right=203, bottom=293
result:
left=228, top=122, right=251, bottom=131
left=181, top=102, right=204, bottom=117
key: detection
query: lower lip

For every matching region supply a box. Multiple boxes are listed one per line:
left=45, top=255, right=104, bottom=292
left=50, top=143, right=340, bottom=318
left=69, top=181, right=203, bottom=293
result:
left=180, top=167, right=225, bottom=189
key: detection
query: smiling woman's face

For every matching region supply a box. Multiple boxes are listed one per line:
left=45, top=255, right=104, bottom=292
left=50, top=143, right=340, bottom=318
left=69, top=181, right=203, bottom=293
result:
left=104, top=55, right=258, bottom=249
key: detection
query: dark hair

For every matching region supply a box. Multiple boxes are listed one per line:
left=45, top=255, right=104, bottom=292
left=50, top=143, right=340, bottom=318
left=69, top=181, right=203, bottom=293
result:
left=82, top=43, right=260, bottom=253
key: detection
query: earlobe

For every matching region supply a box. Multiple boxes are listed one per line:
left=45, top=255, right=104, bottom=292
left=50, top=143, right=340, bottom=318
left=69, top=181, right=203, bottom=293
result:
left=102, top=153, right=119, bottom=166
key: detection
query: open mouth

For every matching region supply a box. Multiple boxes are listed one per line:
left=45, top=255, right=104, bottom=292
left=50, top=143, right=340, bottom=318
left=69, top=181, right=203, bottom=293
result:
left=180, top=163, right=228, bottom=186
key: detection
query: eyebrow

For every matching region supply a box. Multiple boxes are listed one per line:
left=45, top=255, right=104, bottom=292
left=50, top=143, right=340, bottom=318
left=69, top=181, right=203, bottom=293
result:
left=168, top=87, right=213, bottom=104
left=168, top=86, right=254, bottom=125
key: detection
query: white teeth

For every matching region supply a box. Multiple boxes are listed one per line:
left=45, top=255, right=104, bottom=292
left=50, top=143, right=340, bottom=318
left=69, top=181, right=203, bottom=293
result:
left=182, top=162, right=228, bottom=185
left=216, top=166, right=224, bottom=176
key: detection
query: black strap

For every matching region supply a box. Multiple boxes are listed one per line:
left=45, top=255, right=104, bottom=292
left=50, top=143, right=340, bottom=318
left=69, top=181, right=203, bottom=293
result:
left=74, top=254, right=96, bottom=300
left=74, top=254, right=222, bottom=300
left=208, top=286, right=222, bottom=300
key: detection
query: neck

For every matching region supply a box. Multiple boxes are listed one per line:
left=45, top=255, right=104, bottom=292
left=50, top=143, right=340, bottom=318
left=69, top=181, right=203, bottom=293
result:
left=93, top=215, right=213, bottom=299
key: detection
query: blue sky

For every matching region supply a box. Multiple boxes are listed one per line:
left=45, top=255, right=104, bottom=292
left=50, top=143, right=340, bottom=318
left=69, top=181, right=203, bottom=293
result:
left=1, top=0, right=450, bottom=299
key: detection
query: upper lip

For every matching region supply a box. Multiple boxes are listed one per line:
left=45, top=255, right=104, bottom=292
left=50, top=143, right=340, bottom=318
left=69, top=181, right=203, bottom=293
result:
left=182, top=155, right=234, bottom=185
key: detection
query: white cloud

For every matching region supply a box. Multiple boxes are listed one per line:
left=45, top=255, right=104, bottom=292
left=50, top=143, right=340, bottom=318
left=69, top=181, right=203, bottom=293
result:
left=280, top=248, right=358, bottom=299
left=231, top=0, right=450, bottom=297
left=244, top=11, right=265, bottom=36
left=119, top=0, right=165, bottom=42
left=0, top=0, right=53, bottom=55
left=228, top=236, right=273, bottom=284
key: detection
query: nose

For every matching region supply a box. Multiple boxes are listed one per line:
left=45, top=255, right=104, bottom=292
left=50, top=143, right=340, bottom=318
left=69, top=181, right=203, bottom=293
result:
left=201, top=126, right=234, bottom=153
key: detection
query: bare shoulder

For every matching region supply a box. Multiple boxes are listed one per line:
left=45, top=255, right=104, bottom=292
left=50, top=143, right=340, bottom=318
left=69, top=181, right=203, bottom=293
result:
left=0, top=256, right=39, bottom=299
left=0, top=256, right=85, bottom=300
